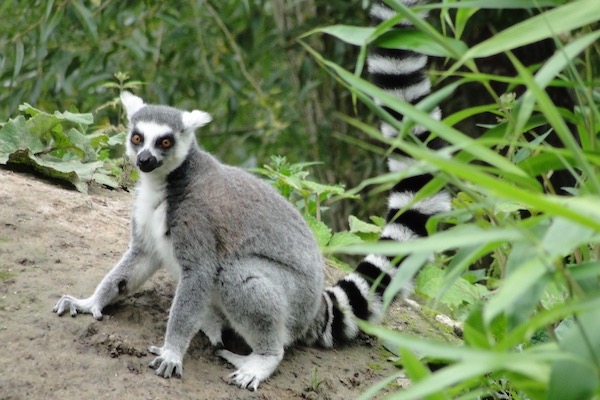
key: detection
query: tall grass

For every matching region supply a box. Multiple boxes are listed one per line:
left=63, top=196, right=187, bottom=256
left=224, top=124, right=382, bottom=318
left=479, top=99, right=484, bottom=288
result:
left=304, top=0, right=600, bottom=398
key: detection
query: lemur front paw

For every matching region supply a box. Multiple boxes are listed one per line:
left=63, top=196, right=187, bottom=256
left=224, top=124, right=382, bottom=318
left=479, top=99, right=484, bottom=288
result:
left=53, top=295, right=103, bottom=320
left=148, top=346, right=183, bottom=378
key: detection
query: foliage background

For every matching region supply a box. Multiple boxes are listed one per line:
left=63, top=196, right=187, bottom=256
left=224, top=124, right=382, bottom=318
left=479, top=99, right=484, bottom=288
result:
left=0, top=0, right=381, bottom=230
left=2, top=0, right=588, bottom=225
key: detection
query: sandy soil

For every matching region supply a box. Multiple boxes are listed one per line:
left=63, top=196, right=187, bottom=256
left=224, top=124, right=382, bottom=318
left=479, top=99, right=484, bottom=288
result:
left=0, top=168, right=456, bottom=400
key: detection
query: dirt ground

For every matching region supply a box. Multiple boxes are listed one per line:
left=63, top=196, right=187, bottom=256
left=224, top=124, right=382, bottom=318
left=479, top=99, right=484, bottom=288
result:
left=0, top=168, right=457, bottom=400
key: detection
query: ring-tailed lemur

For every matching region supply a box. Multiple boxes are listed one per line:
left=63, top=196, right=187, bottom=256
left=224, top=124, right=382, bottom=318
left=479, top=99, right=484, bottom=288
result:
left=53, top=0, right=449, bottom=391
left=54, top=90, right=325, bottom=389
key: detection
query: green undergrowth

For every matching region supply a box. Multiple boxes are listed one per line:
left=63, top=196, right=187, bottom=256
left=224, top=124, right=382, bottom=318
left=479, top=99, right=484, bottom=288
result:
left=304, top=0, right=600, bottom=399
left=0, top=103, right=129, bottom=192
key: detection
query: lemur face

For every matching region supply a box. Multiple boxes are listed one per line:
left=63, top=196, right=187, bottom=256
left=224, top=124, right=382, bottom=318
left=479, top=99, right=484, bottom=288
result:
left=120, top=91, right=211, bottom=176
left=127, top=121, right=178, bottom=173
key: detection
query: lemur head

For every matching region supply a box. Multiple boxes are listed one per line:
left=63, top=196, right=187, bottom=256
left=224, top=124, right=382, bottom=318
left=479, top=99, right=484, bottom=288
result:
left=120, top=91, right=212, bottom=176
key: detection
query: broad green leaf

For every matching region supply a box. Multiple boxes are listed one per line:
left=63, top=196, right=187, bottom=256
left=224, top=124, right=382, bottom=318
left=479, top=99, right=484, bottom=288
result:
left=92, top=171, right=119, bottom=189
left=462, top=0, right=600, bottom=59
left=498, top=295, right=600, bottom=351
left=345, top=113, right=600, bottom=231
left=484, top=257, right=550, bottom=324
left=358, top=322, right=566, bottom=399
left=305, top=25, right=373, bottom=46
left=421, top=0, right=567, bottom=9
left=542, top=217, right=597, bottom=259
left=569, top=261, right=600, bottom=293
left=0, top=116, right=44, bottom=163
left=70, top=0, right=98, bottom=42
left=54, top=110, right=94, bottom=125
left=7, top=149, right=102, bottom=192
left=107, top=132, right=127, bottom=146
left=13, top=39, right=24, bottom=79
left=0, top=103, right=113, bottom=191
left=507, top=52, right=600, bottom=193
left=415, top=264, right=487, bottom=312
left=398, top=348, right=450, bottom=400
left=549, top=309, right=600, bottom=400
left=316, top=57, right=530, bottom=179
left=304, top=214, right=332, bottom=248
left=306, top=26, right=467, bottom=58
left=335, top=224, right=523, bottom=257
left=440, top=243, right=496, bottom=299
left=515, top=30, right=600, bottom=134
left=348, top=215, right=382, bottom=235
left=375, top=30, right=468, bottom=58
left=463, top=304, right=493, bottom=350
left=384, top=252, right=430, bottom=310
left=327, top=231, right=362, bottom=248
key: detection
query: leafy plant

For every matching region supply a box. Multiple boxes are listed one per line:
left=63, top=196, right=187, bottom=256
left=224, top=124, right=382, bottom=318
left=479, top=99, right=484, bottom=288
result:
left=303, top=0, right=600, bottom=398
left=0, top=103, right=127, bottom=192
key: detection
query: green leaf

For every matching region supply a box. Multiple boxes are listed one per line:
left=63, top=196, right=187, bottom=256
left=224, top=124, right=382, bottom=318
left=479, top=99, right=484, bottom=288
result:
left=302, top=180, right=346, bottom=196
left=462, top=0, right=600, bottom=59
left=399, top=348, right=451, bottom=400
left=549, top=309, right=600, bottom=400
left=337, top=224, right=523, bottom=257
left=348, top=215, right=382, bottom=235
left=1, top=103, right=103, bottom=190
left=92, top=171, right=119, bottom=189
left=542, top=217, right=597, bottom=259
left=515, top=30, right=600, bottom=135
left=7, top=149, right=102, bottom=192
left=107, top=131, right=127, bottom=146
left=304, top=49, right=532, bottom=180
left=304, top=214, right=332, bottom=248
left=385, top=252, right=430, bottom=310
left=484, top=257, right=550, bottom=325
left=416, top=264, right=487, bottom=312
left=358, top=321, right=563, bottom=399
left=0, top=116, right=44, bottom=164
left=327, top=231, right=362, bottom=248
left=375, top=30, right=468, bottom=58
left=54, top=110, right=94, bottom=125
left=70, top=0, right=98, bottom=42
left=12, top=39, right=24, bottom=79
left=462, top=304, right=493, bottom=349
left=506, top=51, right=600, bottom=193
left=422, top=0, right=567, bottom=9
left=305, top=25, right=373, bottom=46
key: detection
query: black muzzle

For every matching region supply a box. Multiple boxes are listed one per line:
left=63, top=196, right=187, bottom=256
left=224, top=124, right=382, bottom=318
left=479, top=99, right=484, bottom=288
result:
left=137, top=150, right=162, bottom=173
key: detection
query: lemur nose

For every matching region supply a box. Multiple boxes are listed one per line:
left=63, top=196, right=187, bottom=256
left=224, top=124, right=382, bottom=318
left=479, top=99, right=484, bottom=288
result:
left=137, top=150, right=161, bottom=173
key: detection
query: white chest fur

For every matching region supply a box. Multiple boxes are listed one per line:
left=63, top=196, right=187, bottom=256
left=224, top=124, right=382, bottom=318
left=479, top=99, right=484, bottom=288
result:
left=134, top=176, right=180, bottom=280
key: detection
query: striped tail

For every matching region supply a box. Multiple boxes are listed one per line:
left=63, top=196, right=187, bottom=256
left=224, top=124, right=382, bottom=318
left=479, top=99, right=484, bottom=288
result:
left=304, top=0, right=451, bottom=347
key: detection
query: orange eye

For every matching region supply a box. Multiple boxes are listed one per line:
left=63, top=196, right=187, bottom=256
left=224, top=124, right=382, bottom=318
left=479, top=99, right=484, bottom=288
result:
left=161, top=138, right=173, bottom=149
left=131, top=133, right=143, bottom=145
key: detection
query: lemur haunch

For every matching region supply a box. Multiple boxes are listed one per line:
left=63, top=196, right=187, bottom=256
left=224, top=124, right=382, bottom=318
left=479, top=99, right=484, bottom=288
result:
left=54, top=0, right=450, bottom=391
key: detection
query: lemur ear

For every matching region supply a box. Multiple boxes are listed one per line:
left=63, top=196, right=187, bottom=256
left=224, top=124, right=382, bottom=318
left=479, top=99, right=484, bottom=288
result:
left=120, top=91, right=145, bottom=119
left=182, top=110, right=212, bottom=131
